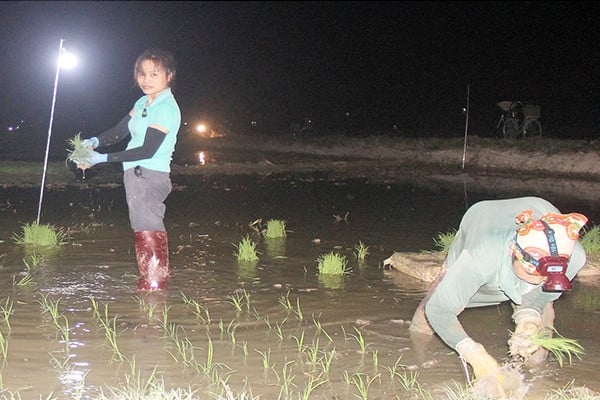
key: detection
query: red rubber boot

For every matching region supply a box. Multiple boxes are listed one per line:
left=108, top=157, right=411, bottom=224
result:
left=134, top=231, right=171, bottom=290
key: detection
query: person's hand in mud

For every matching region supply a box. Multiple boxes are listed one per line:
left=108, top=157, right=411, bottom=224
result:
left=508, top=308, right=542, bottom=360
left=456, top=338, right=525, bottom=399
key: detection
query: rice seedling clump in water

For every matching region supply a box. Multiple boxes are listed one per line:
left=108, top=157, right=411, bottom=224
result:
left=317, top=252, right=348, bottom=275
left=13, top=222, right=68, bottom=247
left=433, top=229, right=456, bottom=254
left=354, top=241, right=369, bottom=261
left=66, top=132, right=93, bottom=170
left=263, top=219, right=287, bottom=239
left=580, top=225, right=600, bottom=254
left=234, top=235, right=260, bottom=262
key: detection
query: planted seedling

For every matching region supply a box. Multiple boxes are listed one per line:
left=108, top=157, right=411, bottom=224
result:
left=433, top=229, right=457, bottom=254
left=317, top=252, right=348, bottom=275
left=264, top=219, right=287, bottom=239
left=13, top=222, right=68, bottom=248
left=233, top=235, right=260, bottom=262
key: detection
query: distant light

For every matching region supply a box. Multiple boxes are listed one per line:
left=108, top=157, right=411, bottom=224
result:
left=196, top=123, right=207, bottom=133
left=59, top=50, right=77, bottom=69
left=197, top=151, right=206, bottom=165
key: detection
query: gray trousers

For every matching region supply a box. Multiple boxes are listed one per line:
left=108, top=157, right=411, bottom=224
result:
left=124, top=166, right=172, bottom=232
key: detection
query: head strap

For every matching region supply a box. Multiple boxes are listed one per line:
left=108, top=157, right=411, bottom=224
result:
left=514, top=220, right=560, bottom=267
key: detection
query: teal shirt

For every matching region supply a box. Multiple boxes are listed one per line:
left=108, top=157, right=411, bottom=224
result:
left=124, top=88, right=181, bottom=172
left=425, top=197, right=587, bottom=349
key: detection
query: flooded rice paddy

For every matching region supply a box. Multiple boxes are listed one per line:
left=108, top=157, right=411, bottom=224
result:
left=0, top=160, right=599, bottom=399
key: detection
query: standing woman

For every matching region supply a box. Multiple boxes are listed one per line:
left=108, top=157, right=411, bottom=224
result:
left=82, top=49, right=181, bottom=290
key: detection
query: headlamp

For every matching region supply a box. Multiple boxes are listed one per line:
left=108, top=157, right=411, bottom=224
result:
left=514, top=220, right=572, bottom=292
left=535, top=256, right=571, bottom=292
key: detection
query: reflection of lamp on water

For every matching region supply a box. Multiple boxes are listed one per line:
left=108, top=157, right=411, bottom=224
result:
left=37, top=38, right=77, bottom=224
left=197, top=151, right=206, bottom=165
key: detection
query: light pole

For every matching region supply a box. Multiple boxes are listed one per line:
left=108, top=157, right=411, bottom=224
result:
left=36, top=38, right=77, bottom=225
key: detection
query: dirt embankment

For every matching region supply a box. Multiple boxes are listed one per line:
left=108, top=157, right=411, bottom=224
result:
left=172, top=134, right=600, bottom=202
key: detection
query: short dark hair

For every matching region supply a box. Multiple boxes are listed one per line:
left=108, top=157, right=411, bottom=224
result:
left=133, top=49, right=177, bottom=88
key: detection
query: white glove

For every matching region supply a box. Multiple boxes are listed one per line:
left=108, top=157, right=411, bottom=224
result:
left=456, top=338, right=525, bottom=398
left=456, top=338, right=501, bottom=379
left=509, top=308, right=542, bottom=359
left=82, top=137, right=99, bottom=149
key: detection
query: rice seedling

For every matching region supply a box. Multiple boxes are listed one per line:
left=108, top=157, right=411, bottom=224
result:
left=345, top=372, right=380, bottom=400
left=13, top=271, right=34, bottom=287
left=317, top=252, right=349, bottom=276
left=433, top=229, right=456, bottom=254
left=303, top=338, right=321, bottom=366
left=263, top=219, right=287, bottom=239
left=530, top=329, right=584, bottom=367
left=98, top=304, right=124, bottom=361
left=66, top=132, right=93, bottom=170
left=274, top=360, right=297, bottom=399
left=397, top=370, right=421, bottom=391
left=383, top=356, right=407, bottom=380
left=278, top=290, right=294, bottom=312
left=320, top=349, right=336, bottom=376
left=293, top=296, right=304, bottom=322
left=38, top=294, right=62, bottom=330
left=348, top=326, right=368, bottom=354
left=371, top=349, right=379, bottom=370
left=165, top=325, right=198, bottom=370
left=274, top=322, right=285, bottom=342
left=97, top=363, right=199, bottom=400
left=57, top=314, right=71, bottom=346
left=181, top=292, right=211, bottom=324
left=312, top=315, right=333, bottom=343
left=0, top=331, right=8, bottom=359
left=24, top=253, right=45, bottom=268
left=13, top=222, right=68, bottom=248
left=548, top=380, right=600, bottom=400
left=580, top=225, right=600, bottom=254
left=0, top=298, right=13, bottom=332
left=233, top=235, right=260, bottom=262
left=255, top=348, right=273, bottom=369
left=292, top=331, right=306, bottom=353
left=298, top=372, right=327, bottom=400
left=353, top=241, right=369, bottom=261
left=227, top=292, right=244, bottom=312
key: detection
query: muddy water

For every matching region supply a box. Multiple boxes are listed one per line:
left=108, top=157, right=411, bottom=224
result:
left=0, top=169, right=599, bottom=399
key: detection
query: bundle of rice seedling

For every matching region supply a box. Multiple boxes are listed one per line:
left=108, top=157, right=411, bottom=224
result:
left=233, top=235, right=260, bottom=262
left=530, top=329, right=584, bottom=367
left=317, top=252, right=349, bottom=275
left=263, top=219, right=287, bottom=239
left=13, top=222, right=68, bottom=248
left=433, top=229, right=456, bottom=254
left=66, top=132, right=93, bottom=170
left=580, top=225, right=600, bottom=255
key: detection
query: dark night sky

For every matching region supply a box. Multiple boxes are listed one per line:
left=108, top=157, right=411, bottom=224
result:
left=0, top=1, right=598, bottom=142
